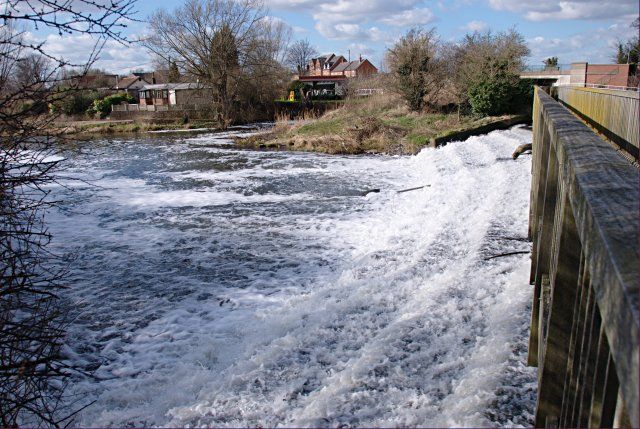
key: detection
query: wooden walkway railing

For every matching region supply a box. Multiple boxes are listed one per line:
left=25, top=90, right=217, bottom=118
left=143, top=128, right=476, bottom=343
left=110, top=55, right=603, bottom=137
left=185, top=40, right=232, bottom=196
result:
left=529, top=87, right=639, bottom=428
left=556, top=86, right=639, bottom=159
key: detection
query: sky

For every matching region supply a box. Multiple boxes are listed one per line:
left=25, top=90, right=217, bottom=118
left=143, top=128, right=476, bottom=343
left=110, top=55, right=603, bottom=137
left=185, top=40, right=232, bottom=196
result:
left=30, top=0, right=640, bottom=74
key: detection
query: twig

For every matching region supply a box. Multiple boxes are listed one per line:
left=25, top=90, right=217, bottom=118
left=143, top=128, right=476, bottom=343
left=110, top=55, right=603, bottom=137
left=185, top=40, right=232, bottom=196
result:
left=484, top=250, right=530, bottom=261
left=397, top=184, right=430, bottom=193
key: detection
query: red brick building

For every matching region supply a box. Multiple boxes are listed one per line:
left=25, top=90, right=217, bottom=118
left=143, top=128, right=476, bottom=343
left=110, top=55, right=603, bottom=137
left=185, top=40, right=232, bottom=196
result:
left=295, top=53, right=378, bottom=97
left=570, top=63, right=637, bottom=88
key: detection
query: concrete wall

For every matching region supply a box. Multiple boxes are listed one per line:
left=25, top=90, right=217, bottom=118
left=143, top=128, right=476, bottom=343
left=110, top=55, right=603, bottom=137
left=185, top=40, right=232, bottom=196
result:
left=528, top=87, right=638, bottom=428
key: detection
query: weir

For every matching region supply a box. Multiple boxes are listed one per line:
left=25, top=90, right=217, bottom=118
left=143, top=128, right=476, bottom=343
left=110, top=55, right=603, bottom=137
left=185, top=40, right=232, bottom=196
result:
left=527, top=87, right=639, bottom=427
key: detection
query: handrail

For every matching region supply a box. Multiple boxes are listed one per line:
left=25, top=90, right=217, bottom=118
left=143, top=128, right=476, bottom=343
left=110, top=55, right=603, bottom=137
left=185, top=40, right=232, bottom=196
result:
left=556, top=83, right=639, bottom=92
left=529, top=87, right=639, bottom=428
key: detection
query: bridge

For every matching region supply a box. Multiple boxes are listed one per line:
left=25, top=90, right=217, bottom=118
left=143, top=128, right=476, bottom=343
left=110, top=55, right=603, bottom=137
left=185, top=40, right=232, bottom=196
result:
left=527, top=86, right=638, bottom=427
left=520, top=62, right=637, bottom=89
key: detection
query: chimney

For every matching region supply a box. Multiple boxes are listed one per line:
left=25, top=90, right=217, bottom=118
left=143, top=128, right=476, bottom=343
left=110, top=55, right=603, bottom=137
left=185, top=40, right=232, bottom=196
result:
left=359, top=54, right=362, bottom=62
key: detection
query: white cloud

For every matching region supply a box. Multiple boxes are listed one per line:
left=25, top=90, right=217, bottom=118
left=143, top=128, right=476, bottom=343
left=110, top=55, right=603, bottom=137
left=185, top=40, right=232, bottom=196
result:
left=379, top=8, right=435, bottom=27
left=526, top=23, right=632, bottom=64
left=270, top=0, right=435, bottom=40
left=347, top=42, right=375, bottom=57
left=26, top=32, right=152, bottom=73
left=488, top=0, right=638, bottom=21
left=461, top=20, right=488, bottom=32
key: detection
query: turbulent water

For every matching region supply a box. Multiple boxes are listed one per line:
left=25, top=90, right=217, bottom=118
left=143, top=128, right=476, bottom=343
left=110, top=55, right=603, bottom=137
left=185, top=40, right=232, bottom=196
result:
left=46, top=125, right=537, bottom=427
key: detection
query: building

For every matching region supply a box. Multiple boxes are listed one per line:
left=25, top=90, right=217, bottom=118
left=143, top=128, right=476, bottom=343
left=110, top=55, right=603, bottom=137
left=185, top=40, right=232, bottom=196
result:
left=138, top=83, right=210, bottom=107
left=295, top=53, right=378, bottom=98
left=65, top=73, right=119, bottom=90
left=132, top=70, right=169, bottom=85
left=114, top=75, right=150, bottom=101
left=520, top=62, right=638, bottom=88
left=569, top=63, right=637, bottom=88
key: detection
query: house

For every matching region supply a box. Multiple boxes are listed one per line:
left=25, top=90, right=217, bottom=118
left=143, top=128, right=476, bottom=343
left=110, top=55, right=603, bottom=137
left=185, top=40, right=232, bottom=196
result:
left=139, top=83, right=209, bottom=107
left=132, top=70, right=169, bottom=85
left=114, top=75, right=150, bottom=101
left=65, top=73, right=119, bottom=90
left=296, top=53, right=378, bottom=98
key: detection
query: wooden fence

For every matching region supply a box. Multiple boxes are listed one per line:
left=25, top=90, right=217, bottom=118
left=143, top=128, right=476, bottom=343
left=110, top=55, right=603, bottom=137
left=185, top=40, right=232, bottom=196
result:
left=556, top=86, right=639, bottom=159
left=529, top=87, right=639, bottom=428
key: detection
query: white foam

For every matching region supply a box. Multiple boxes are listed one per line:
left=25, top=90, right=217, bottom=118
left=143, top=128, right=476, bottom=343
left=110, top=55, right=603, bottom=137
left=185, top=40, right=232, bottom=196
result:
left=48, top=126, right=536, bottom=427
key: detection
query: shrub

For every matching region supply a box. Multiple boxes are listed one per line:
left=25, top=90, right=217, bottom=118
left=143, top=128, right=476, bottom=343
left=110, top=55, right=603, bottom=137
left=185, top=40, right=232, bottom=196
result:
left=50, top=90, right=99, bottom=116
left=90, top=93, right=134, bottom=118
left=453, top=29, right=529, bottom=117
left=386, top=28, right=442, bottom=112
left=467, top=74, right=512, bottom=116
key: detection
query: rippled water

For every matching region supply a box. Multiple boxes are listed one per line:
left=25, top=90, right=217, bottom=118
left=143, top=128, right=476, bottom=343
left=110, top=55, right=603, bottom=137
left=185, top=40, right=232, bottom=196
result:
left=46, top=125, right=537, bottom=427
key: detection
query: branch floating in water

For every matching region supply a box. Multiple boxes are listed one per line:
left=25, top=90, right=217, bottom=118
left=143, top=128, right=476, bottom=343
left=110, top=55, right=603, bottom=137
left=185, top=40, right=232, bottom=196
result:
left=484, top=250, right=530, bottom=261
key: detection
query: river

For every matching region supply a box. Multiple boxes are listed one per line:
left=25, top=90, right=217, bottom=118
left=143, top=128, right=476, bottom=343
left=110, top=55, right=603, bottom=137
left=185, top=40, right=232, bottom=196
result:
left=46, top=125, right=537, bottom=427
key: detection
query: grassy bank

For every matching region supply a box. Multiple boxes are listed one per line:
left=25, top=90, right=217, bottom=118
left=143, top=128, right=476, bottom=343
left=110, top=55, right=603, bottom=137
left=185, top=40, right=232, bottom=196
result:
left=237, top=94, right=527, bottom=155
left=52, top=119, right=222, bottom=136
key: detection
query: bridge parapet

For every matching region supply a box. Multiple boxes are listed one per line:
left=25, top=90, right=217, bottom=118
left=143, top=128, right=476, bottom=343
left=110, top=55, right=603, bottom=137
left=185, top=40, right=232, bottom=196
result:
left=528, top=87, right=639, bottom=428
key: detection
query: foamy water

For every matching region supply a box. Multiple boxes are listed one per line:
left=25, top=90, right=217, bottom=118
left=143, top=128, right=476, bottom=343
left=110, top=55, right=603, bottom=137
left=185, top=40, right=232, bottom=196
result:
left=47, top=126, right=537, bottom=427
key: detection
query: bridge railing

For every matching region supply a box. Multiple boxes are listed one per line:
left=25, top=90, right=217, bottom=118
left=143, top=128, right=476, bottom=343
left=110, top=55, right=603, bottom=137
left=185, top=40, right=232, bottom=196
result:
left=556, top=86, right=639, bottom=159
left=528, top=87, right=639, bottom=428
left=521, top=64, right=571, bottom=73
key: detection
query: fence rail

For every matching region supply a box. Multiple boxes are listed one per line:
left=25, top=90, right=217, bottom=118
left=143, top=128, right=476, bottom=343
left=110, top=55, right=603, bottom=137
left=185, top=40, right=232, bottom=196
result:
left=556, top=86, right=639, bottom=158
left=112, top=103, right=209, bottom=112
left=558, top=83, right=639, bottom=91
left=528, top=87, right=639, bottom=428
left=354, top=88, right=384, bottom=96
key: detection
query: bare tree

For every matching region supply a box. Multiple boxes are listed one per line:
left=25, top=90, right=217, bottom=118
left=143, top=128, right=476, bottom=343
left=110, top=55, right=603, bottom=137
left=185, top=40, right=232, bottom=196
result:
left=386, top=28, right=443, bottom=111
left=0, top=1, right=136, bottom=427
left=144, top=0, right=291, bottom=127
left=286, top=38, right=317, bottom=74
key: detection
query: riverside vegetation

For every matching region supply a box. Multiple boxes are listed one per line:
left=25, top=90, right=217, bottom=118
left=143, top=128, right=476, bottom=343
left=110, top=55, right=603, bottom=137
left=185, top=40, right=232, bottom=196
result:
left=236, top=93, right=527, bottom=155
left=237, top=27, right=533, bottom=155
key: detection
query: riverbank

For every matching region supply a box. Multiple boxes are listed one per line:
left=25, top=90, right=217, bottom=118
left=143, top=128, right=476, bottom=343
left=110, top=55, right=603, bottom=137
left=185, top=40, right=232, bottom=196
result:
left=235, top=94, right=529, bottom=155
left=52, top=119, right=222, bottom=135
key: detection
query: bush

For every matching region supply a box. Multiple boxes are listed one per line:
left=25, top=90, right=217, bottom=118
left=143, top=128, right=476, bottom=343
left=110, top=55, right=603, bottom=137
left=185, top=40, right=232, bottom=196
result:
left=50, top=90, right=99, bottom=116
left=467, top=76, right=512, bottom=116
left=453, top=29, right=530, bottom=117
left=90, top=93, right=134, bottom=118
left=386, top=28, right=441, bottom=112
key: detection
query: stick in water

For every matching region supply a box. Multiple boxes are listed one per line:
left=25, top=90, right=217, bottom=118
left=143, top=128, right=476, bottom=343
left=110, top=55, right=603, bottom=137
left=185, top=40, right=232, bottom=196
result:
left=484, top=250, right=530, bottom=261
left=397, top=185, right=430, bottom=194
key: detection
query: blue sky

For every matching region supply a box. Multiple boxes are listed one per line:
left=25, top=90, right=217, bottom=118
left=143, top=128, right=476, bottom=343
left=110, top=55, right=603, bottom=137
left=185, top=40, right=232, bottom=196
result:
left=32, top=0, right=639, bottom=73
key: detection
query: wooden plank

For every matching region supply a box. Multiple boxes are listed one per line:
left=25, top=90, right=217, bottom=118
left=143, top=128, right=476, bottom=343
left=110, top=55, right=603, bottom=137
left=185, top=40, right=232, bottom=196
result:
left=534, top=184, right=582, bottom=427
left=577, top=285, right=601, bottom=427
left=589, top=322, right=611, bottom=428
left=528, top=132, right=558, bottom=367
left=535, top=89, right=639, bottom=427
left=559, top=257, right=588, bottom=427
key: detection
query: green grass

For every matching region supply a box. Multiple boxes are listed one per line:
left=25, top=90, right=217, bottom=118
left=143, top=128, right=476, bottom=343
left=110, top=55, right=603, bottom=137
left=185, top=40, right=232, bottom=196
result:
left=296, top=117, right=346, bottom=135
left=407, top=134, right=430, bottom=145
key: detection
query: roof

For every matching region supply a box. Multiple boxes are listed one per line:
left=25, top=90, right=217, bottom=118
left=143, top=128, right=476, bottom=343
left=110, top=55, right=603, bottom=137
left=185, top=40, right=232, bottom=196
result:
left=118, top=75, right=149, bottom=89
left=332, top=60, right=369, bottom=72
left=140, top=83, right=204, bottom=91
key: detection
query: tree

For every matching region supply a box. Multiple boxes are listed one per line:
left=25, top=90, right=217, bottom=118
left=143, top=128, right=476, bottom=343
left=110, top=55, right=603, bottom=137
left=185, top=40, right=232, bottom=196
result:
left=144, top=0, right=291, bottom=128
left=543, top=57, right=558, bottom=69
left=0, top=1, right=136, bottom=427
left=168, top=60, right=181, bottom=82
left=286, top=38, right=317, bottom=74
left=386, top=28, right=442, bottom=111
left=454, top=29, right=529, bottom=116
left=614, top=18, right=639, bottom=64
